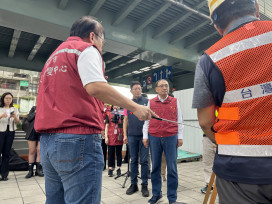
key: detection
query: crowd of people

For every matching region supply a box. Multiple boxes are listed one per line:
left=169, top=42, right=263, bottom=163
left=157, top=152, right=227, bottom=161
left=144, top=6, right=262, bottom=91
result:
left=98, top=79, right=184, bottom=204
left=0, top=0, right=271, bottom=203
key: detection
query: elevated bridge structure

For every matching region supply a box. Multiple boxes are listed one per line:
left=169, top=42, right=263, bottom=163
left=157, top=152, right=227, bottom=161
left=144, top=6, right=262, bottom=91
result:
left=0, top=0, right=271, bottom=91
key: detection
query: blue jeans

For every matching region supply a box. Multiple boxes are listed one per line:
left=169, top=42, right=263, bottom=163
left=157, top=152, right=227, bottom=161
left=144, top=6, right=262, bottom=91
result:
left=40, top=133, right=104, bottom=204
left=149, top=134, right=178, bottom=203
left=128, top=135, right=149, bottom=185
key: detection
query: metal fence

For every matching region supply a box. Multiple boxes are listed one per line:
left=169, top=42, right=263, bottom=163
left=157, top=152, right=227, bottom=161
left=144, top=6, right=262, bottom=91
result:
left=259, top=0, right=272, bottom=20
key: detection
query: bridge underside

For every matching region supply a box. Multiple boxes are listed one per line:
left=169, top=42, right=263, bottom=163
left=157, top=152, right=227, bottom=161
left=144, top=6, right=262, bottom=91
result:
left=0, top=0, right=271, bottom=92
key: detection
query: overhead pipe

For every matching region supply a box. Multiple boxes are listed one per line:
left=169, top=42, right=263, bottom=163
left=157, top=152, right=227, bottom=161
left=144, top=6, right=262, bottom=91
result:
left=163, top=0, right=210, bottom=21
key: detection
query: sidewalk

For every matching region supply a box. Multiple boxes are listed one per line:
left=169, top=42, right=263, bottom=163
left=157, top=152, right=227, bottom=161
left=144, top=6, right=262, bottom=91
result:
left=0, top=160, right=218, bottom=204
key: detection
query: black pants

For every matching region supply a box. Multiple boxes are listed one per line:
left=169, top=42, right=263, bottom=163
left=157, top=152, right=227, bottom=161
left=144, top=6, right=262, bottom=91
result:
left=0, top=127, right=15, bottom=178
left=108, top=145, right=123, bottom=168
left=101, top=139, right=107, bottom=168
left=123, top=144, right=129, bottom=162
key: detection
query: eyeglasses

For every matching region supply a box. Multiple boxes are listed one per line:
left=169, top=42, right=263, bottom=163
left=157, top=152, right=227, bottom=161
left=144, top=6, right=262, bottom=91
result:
left=94, top=32, right=105, bottom=45
left=157, top=84, right=169, bottom=88
left=132, top=88, right=142, bottom=91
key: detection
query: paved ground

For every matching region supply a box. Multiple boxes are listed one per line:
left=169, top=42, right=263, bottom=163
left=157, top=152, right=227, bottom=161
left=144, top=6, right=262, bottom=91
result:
left=0, top=160, right=219, bottom=204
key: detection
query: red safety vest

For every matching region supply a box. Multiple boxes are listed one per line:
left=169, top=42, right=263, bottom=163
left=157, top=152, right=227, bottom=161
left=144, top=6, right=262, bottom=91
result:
left=35, top=37, right=105, bottom=134
left=206, top=21, right=272, bottom=156
left=148, top=96, right=178, bottom=137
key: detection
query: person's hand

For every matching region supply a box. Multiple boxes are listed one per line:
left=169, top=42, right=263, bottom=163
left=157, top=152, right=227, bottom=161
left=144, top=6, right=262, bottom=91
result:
left=133, top=105, right=158, bottom=121
left=101, top=130, right=105, bottom=139
left=177, top=139, right=183, bottom=147
left=105, top=138, right=109, bottom=145
left=143, top=139, right=149, bottom=148
left=1, top=112, right=7, bottom=119
left=10, top=112, right=15, bottom=118
left=123, top=135, right=128, bottom=144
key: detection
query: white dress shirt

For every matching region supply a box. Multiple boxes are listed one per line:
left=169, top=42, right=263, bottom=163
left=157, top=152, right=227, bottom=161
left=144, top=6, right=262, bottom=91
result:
left=77, top=46, right=107, bottom=87
left=143, top=95, right=184, bottom=139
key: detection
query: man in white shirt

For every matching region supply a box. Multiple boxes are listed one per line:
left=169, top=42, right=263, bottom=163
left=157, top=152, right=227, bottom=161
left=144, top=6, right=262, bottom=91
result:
left=143, top=79, right=184, bottom=204
left=36, top=16, right=155, bottom=204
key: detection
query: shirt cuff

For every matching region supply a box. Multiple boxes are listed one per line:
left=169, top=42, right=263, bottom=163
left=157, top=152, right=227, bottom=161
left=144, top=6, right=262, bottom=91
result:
left=143, top=133, right=148, bottom=139
left=178, top=133, right=183, bottom=140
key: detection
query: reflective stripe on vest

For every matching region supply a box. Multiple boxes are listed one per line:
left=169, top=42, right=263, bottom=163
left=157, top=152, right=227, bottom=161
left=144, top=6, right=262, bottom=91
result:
left=46, top=48, right=82, bottom=66
left=210, top=30, right=272, bottom=63
left=223, top=81, right=272, bottom=103
left=218, top=145, right=272, bottom=157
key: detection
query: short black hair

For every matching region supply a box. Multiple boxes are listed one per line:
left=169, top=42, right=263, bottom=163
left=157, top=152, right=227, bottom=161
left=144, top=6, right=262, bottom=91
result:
left=0, top=92, right=14, bottom=108
left=155, top=79, right=168, bottom=87
left=70, top=16, right=104, bottom=39
left=130, top=81, right=141, bottom=90
left=212, top=0, right=257, bottom=30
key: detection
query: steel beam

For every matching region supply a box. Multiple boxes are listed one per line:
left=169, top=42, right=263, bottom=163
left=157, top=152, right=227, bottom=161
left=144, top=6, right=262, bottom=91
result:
left=170, top=20, right=209, bottom=44
left=127, top=48, right=144, bottom=58
left=108, top=76, right=134, bottom=85
left=112, top=0, right=142, bottom=26
left=105, top=55, right=123, bottom=64
left=27, top=35, right=46, bottom=61
left=106, top=56, right=130, bottom=72
left=103, top=53, right=118, bottom=62
left=8, top=30, right=21, bottom=58
left=58, top=0, right=69, bottom=9
left=106, top=57, right=138, bottom=73
left=108, top=61, right=153, bottom=79
left=153, top=1, right=208, bottom=39
left=128, top=65, right=164, bottom=79
left=88, top=0, right=106, bottom=16
left=185, top=30, right=218, bottom=48
left=0, top=48, right=45, bottom=72
left=134, top=3, right=171, bottom=32
left=164, top=0, right=209, bottom=20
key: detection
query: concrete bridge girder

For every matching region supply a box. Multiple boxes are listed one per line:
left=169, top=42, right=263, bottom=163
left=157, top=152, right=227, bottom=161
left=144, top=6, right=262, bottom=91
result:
left=0, top=0, right=200, bottom=73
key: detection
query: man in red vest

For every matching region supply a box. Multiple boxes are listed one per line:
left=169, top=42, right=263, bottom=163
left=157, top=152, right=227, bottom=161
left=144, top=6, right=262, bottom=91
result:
left=193, top=0, right=272, bottom=203
left=35, top=16, right=154, bottom=204
left=143, top=79, right=184, bottom=204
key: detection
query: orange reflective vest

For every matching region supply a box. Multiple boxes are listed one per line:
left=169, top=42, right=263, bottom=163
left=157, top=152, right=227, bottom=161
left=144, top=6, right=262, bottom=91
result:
left=206, top=21, right=272, bottom=157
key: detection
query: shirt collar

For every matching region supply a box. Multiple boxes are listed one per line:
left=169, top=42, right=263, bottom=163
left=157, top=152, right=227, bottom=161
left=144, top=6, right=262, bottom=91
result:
left=66, top=36, right=85, bottom=42
left=158, top=95, right=168, bottom=102
left=226, top=15, right=259, bottom=34
left=133, top=96, right=142, bottom=102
